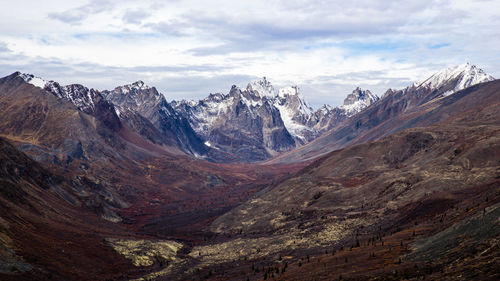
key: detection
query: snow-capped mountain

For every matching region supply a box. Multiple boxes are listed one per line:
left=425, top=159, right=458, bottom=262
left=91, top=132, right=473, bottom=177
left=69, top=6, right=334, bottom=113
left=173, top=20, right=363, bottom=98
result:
left=173, top=81, right=295, bottom=162
left=415, top=63, right=494, bottom=96
left=101, top=81, right=207, bottom=156
left=19, top=73, right=48, bottom=89
left=101, top=81, right=163, bottom=117
left=173, top=78, right=380, bottom=158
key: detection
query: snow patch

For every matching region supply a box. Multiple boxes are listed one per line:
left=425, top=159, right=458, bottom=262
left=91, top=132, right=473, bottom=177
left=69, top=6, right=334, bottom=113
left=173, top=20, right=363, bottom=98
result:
left=19, top=73, right=48, bottom=89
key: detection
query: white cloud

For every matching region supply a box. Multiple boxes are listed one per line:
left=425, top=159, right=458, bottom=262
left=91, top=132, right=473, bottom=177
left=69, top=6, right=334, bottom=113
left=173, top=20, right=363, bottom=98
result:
left=0, top=0, right=498, bottom=108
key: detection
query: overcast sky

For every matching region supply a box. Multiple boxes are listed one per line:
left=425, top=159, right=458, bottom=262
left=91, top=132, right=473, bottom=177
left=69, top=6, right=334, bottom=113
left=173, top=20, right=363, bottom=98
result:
left=0, top=0, right=499, bottom=108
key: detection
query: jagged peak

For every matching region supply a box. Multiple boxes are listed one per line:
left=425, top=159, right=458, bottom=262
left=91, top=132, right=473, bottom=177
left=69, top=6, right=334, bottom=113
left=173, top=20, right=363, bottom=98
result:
left=340, top=87, right=379, bottom=117
left=343, top=87, right=378, bottom=106
left=247, top=77, right=275, bottom=97
left=116, top=80, right=152, bottom=92
left=131, top=80, right=150, bottom=89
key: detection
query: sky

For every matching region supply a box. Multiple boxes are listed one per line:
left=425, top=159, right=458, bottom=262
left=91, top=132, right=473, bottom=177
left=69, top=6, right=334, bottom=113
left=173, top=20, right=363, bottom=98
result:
left=0, top=0, right=499, bottom=108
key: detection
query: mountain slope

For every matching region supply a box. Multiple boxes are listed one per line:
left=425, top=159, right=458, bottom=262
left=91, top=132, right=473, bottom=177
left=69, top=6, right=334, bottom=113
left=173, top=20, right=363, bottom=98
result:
left=20, top=73, right=122, bottom=132
left=0, top=137, right=139, bottom=280
left=198, top=79, right=500, bottom=281
left=0, top=73, right=127, bottom=165
left=213, top=80, right=500, bottom=234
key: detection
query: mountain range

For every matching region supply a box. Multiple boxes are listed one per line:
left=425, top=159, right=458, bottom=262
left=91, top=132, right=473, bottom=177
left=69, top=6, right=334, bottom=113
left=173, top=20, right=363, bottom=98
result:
left=16, top=72, right=382, bottom=162
left=0, top=62, right=498, bottom=281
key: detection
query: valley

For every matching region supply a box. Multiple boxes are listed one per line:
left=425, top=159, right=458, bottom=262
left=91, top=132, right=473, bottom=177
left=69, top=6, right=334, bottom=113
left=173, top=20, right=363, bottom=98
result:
left=0, top=64, right=498, bottom=280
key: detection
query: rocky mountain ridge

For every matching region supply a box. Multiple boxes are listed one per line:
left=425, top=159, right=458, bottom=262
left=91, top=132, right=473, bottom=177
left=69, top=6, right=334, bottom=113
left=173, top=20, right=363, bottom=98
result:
left=173, top=79, right=379, bottom=159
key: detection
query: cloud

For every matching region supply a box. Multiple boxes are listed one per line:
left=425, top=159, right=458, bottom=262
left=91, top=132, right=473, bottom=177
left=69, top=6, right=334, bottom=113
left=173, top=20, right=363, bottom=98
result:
left=122, top=9, right=151, bottom=25
left=143, top=21, right=187, bottom=37
left=48, top=0, right=114, bottom=25
left=0, top=41, right=10, bottom=53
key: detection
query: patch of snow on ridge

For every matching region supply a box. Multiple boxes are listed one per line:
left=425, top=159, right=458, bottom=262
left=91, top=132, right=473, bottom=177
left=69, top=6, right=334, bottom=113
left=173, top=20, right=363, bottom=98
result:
left=19, top=73, right=49, bottom=89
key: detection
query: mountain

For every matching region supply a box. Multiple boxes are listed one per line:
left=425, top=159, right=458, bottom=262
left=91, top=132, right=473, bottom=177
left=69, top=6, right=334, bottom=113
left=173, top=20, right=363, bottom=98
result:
left=173, top=82, right=296, bottom=162
left=19, top=73, right=122, bottom=132
left=246, top=76, right=275, bottom=97
left=101, top=81, right=208, bottom=156
left=271, top=63, right=495, bottom=163
left=0, top=72, right=130, bottom=165
left=0, top=137, right=140, bottom=280
left=0, top=72, right=305, bottom=279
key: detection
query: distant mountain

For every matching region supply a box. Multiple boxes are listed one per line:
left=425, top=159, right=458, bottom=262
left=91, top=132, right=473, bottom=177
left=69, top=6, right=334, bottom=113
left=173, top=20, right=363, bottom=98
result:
left=271, top=63, right=495, bottom=163
left=11, top=63, right=491, bottom=164
left=173, top=82, right=296, bottom=162
left=414, top=62, right=494, bottom=97
left=305, top=87, right=379, bottom=138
